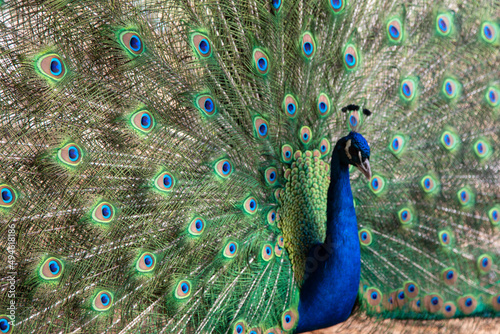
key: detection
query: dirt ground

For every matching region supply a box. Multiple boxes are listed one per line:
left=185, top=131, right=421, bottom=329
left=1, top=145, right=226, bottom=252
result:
left=302, top=316, right=500, bottom=334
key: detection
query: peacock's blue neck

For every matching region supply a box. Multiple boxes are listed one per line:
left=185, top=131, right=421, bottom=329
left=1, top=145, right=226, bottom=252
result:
left=296, top=145, right=361, bottom=332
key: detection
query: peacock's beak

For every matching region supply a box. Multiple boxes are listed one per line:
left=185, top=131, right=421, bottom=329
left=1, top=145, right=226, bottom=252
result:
left=355, top=159, right=371, bottom=180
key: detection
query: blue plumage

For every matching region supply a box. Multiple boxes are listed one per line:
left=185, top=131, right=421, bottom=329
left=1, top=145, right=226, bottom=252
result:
left=297, top=133, right=370, bottom=331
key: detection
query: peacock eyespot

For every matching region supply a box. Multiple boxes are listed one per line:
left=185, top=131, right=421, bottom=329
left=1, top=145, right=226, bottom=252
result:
left=398, top=208, right=413, bottom=225
left=0, top=316, right=11, bottom=334
left=155, top=172, right=175, bottom=192
left=477, top=254, right=492, bottom=273
left=271, top=0, right=282, bottom=11
left=233, top=321, right=247, bottom=334
left=253, top=49, right=270, bottom=75
left=436, top=14, right=453, bottom=36
left=424, top=294, right=443, bottom=313
left=492, top=294, right=500, bottom=311
left=254, top=117, right=269, bottom=139
left=265, top=167, right=278, bottom=186
left=261, top=243, right=274, bottom=261
left=443, top=302, right=457, bottom=317
left=442, top=78, right=460, bottom=99
left=39, top=257, right=64, bottom=280
left=136, top=252, right=156, bottom=272
left=283, top=94, right=298, bottom=118
left=458, top=295, right=477, bottom=315
left=389, top=135, right=405, bottom=155
left=319, top=138, right=331, bottom=157
left=442, top=268, right=458, bottom=285
left=36, top=54, right=67, bottom=82
left=189, top=217, right=206, bottom=236
left=191, top=33, right=212, bottom=57
left=359, top=229, right=372, bottom=246
left=0, top=185, right=17, bottom=208
left=281, top=309, right=298, bottom=330
left=299, top=126, right=312, bottom=145
left=481, top=22, right=498, bottom=44
left=131, top=110, right=155, bottom=133
left=387, top=18, right=403, bottom=42
left=488, top=206, right=500, bottom=226
left=400, top=79, right=416, bottom=101
left=421, top=175, right=439, bottom=194
left=440, top=130, right=458, bottom=151
left=281, top=144, right=293, bottom=162
left=175, top=280, right=192, bottom=299
left=473, top=139, right=491, bottom=159
left=119, top=31, right=144, bottom=56
left=404, top=281, right=419, bottom=298
left=346, top=109, right=362, bottom=131
left=93, top=290, right=113, bottom=311
left=369, top=175, right=385, bottom=195
left=274, top=242, right=282, bottom=257
left=58, top=142, right=84, bottom=168
left=92, top=202, right=115, bottom=224
left=485, top=86, right=499, bottom=107
left=267, top=209, right=276, bottom=225
left=196, top=94, right=217, bottom=116
left=329, top=0, right=345, bottom=13
left=457, top=187, right=474, bottom=206
left=215, top=159, right=233, bottom=178
left=366, top=288, right=382, bottom=306
left=301, top=32, right=316, bottom=59
left=438, top=230, right=452, bottom=246
left=223, top=241, right=238, bottom=258
left=243, top=196, right=258, bottom=214
left=343, top=44, right=359, bottom=70
left=317, top=93, right=331, bottom=117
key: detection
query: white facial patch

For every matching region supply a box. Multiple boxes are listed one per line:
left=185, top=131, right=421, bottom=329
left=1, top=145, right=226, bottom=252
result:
left=345, top=139, right=352, bottom=159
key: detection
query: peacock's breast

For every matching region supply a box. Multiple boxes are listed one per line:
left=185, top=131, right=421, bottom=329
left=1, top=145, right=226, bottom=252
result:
left=279, top=148, right=331, bottom=284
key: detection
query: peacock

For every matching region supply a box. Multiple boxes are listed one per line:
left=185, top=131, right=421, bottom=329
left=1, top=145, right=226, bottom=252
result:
left=0, top=0, right=499, bottom=333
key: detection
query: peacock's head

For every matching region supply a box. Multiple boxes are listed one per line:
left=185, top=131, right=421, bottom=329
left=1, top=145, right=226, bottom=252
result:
left=336, top=131, right=371, bottom=179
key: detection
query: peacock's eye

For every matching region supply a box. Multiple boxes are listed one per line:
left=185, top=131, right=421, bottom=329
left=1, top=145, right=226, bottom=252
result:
left=343, top=45, right=358, bottom=70
left=191, top=34, right=212, bottom=57
left=136, top=252, right=156, bottom=272
left=0, top=316, right=11, bottom=334
left=215, top=159, right=233, bottom=178
left=281, top=310, right=298, bottom=330
left=261, top=243, right=274, bottom=261
left=92, top=202, right=115, bottom=223
left=196, top=94, right=217, bottom=116
left=299, top=126, right=312, bottom=145
left=301, top=32, right=316, bottom=59
left=281, top=144, right=293, bottom=162
left=131, top=110, right=155, bottom=133
left=387, top=18, right=403, bottom=42
left=330, top=0, right=345, bottom=13
left=39, top=257, right=64, bottom=280
left=243, top=196, right=258, bottom=214
left=175, top=280, right=192, bottom=299
left=93, top=291, right=114, bottom=311
left=119, top=32, right=144, bottom=56
left=0, top=185, right=17, bottom=208
left=283, top=94, right=298, bottom=118
left=223, top=241, right=238, bottom=258
left=155, top=172, right=175, bottom=192
left=36, top=54, right=67, bottom=81
left=253, top=49, right=269, bottom=75
left=254, top=117, right=269, bottom=139
left=233, top=321, right=246, bottom=334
